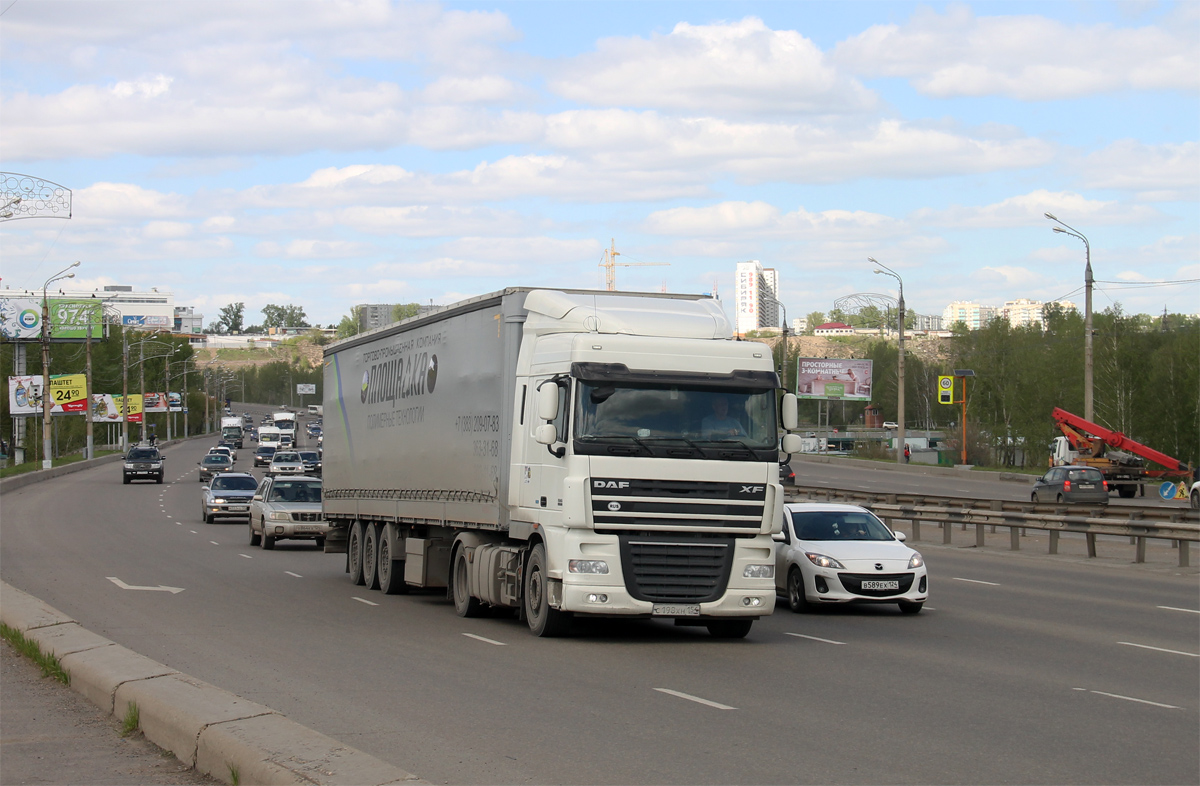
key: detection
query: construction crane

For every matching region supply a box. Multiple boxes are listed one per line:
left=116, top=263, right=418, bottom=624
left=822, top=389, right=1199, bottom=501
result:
left=599, top=239, right=668, bottom=291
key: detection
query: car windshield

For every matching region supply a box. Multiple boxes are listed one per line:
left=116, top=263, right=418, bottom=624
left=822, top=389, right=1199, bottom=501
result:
left=273, top=452, right=300, bottom=462
left=299, top=451, right=319, bottom=461
left=791, top=510, right=894, bottom=541
left=128, top=448, right=158, bottom=460
left=202, top=455, right=230, bottom=465
left=211, top=476, right=257, bottom=491
left=574, top=383, right=778, bottom=449
left=268, top=481, right=322, bottom=503
left=257, top=447, right=276, bottom=455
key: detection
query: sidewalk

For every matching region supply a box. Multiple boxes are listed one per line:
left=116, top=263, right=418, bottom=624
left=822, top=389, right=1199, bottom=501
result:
left=1, top=638, right=217, bottom=785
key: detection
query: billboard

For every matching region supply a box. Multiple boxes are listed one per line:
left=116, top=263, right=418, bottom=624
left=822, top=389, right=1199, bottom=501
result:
left=8, top=374, right=88, bottom=414
left=795, top=358, right=874, bottom=401
left=0, top=297, right=104, bottom=341
left=296, top=383, right=317, bottom=395
left=143, top=392, right=169, bottom=412
left=122, top=314, right=171, bottom=328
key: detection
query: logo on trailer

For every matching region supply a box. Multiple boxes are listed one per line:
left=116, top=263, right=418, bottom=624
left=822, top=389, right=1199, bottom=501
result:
left=426, top=354, right=438, bottom=393
left=361, top=370, right=371, bottom=403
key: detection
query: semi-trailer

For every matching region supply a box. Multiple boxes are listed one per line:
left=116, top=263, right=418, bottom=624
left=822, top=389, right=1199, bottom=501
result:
left=321, top=288, right=801, bottom=637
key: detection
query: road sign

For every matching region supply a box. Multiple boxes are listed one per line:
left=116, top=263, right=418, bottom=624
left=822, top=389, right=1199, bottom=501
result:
left=938, top=375, right=955, bottom=404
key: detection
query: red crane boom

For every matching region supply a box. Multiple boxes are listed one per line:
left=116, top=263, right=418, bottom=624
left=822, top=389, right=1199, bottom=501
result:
left=1051, top=408, right=1191, bottom=474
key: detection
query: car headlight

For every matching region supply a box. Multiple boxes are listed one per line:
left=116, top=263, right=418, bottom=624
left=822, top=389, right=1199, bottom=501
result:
left=568, top=559, right=609, bottom=574
left=124, top=463, right=134, bottom=469
left=804, top=552, right=846, bottom=570
left=267, top=511, right=291, bottom=521
left=743, top=564, right=775, bottom=579
left=908, top=552, right=924, bottom=569
left=213, top=498, right=227, bottom=504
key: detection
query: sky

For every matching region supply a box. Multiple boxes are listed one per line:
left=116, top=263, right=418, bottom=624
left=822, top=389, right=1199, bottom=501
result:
left=1, top=0, right=1197, bottom=330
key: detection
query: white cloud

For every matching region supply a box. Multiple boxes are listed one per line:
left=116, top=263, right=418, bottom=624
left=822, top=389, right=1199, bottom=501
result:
left=912, top=190, right=1163, bottom=228
left=1079, top=141, right=1200, bottom=199
left=550, top=17, right=877, bottom=114
left=253, top=239, right=375, bottom=259
left=834, top=5, right=1200, bottom=99
left=111, top=74, right=172, bottom=99
left=76, top=183, right=189, bottom=220
left=644, top=201, right=908, bottom=239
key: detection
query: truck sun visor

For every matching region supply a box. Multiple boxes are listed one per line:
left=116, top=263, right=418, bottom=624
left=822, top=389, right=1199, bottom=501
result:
left=571, top=362, right=779, bottom=390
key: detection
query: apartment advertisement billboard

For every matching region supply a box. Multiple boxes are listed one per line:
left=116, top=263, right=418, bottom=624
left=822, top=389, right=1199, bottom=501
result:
left=0, top=297, right=104, bottom=341
left=795, top=358, right=873, bottom=401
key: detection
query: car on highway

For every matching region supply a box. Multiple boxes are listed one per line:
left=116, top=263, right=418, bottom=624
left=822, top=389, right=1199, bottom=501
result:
left=268, top=450, right=305, bottom=478
left=775, top=502, right=927, bottom=614
left=779, top=458, right=795, bottom=485
left=242, top=413, right=254, bottom=425
left=208, top=445, right=237, bottom=463
left=1031, top=465, right=1109, bottom=505
left=1192, top=480, right=1199, bottom=510
left=197, top=453, right=233, bottom=482
left=122, top=445, right=164, bottom=484
left=297, top=449, right=322, bottom=476
left=253, top=445, right=276, bottom=467
left=200, top=472, right=258, bottom=523
left=249, top=475, right=329, bottom=550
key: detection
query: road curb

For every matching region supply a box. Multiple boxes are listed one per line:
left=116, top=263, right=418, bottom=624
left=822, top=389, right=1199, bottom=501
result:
left=791, top=452, right=1036, bottom=484
left=0, top=581, right=425, bottom=785
left=0, top=433, right=207, bottom=495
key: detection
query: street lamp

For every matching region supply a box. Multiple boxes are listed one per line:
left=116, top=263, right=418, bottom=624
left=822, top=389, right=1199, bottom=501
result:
left=765, top=296, right=789, bottom=393
left=869, top=258, right=905, bottom=466
left=40, top=261, right=80, bottom=469
left=1044, top=212, right=1093, bottom=423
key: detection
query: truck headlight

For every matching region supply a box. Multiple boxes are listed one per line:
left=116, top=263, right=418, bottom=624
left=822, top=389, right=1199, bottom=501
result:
left=568, top=560, right=609, bottom=574
left=743, top=564, right=774, bottom=579
left=908, top=552, right=924, bottom=569
left=805, top=552, right=846, bottom=570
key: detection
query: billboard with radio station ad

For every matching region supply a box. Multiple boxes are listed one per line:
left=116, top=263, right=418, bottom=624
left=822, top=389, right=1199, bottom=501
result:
left=0, top=297, right=104, bottom=341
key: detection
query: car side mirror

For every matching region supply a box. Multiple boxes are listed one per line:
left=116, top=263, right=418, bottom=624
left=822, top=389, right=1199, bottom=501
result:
left=894, top=531, right=907, bottom=542
left=252, top=494, right=263, bottom=501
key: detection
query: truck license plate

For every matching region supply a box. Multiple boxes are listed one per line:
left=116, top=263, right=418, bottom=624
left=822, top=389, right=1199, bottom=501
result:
left=652, top=603, right=700, bottom=617
left=861, top=580, right=899, bottom=591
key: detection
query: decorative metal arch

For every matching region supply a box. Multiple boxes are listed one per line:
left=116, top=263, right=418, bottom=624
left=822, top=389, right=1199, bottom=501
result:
left=833, top=292, right=922, bottom=331
left=0, top=172, right=72, bottom=221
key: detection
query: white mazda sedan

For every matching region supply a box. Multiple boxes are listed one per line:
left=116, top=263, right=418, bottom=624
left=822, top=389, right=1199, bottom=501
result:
left=774, top=502, right=927, bottom=614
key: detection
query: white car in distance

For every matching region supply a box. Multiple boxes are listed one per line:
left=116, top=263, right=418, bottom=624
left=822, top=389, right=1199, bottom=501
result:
left=774, top=502, right=927, bottom=614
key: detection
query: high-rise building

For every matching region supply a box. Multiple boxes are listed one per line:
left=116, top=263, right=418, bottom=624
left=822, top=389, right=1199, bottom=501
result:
left=942, top=301, right=997, bottom=330
left=734, top=260, right=779, bottom=336
left=356, top=304, right=395, bottom=333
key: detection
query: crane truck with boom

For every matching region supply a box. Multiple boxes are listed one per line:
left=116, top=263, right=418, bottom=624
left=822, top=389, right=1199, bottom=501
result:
left=321, top=287, right=802, bottom=638
left=1050, top=407, right=1193, bottom=498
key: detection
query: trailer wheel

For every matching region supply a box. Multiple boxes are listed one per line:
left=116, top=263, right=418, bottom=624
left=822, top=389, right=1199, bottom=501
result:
left=1117, top=485, right=1137, bottom=499
left=524, top=543, right=571, bottom=637
left=363, top=524, right=381, bottom=590
left=347, top=521, right=365, bottom=585
left=378, top=532, right=408, bottom=595
left=452, top=548, right=484, bottom=617
left=706, top=619, right=753, bottom=638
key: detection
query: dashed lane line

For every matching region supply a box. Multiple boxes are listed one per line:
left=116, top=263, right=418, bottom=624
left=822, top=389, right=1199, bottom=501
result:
left=654, top=688, right=735, bottom=710
left=1073, top=688, right=1181, bottom=710
left=463, top=633, right=507, bottom=646
left=784, top=632, right=845, bottom=645
left=285, top=571, right=302, bottom=578
left=1157, top=605, right=1200, bottom=614
left=1117, top=641, right=1198, bottom=658
left=352, top=597, right=379, bottom=606
left=952, top=577, right=1000, bottom=586
left=239, top=554, right=253, bottom=559
left=210, top=541, right=219, bottom=545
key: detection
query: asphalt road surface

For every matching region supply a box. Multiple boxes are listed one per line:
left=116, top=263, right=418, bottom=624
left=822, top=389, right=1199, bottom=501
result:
left=2, top=420, right=1196, bottom=785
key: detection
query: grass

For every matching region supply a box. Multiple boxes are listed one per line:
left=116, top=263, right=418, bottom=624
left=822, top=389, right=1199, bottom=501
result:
left=0, top=622, right=70, bottom=685
left=120, top=701, right=140, bottom=737
left=229, top=764, right=241, bottom=785
left=0, top=449, right=122, bottom=480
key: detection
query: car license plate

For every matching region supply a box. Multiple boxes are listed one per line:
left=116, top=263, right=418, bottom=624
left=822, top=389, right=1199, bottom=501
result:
left=228, top=505, right=248, bottom=512
left=652, top=603, right=700, bottom=617
left=1078, top=483, right=1094, bottom=489
left=861, top=580, right=900, bottom=591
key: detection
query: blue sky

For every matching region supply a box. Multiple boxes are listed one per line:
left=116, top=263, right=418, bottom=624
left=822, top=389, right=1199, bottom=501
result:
left=2, top=0, right=1196, bottom=328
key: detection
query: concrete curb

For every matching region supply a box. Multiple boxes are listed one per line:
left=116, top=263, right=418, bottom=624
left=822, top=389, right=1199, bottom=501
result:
left=791, top=451, right=1036, bottom=485
left=1, top=581, right=425, bottom=786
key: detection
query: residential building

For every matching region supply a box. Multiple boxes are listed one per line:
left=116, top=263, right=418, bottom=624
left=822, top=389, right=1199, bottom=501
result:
left=942, top=301, right=997, bottom=330
left=174, top=305, right=204, bottom=334
left=356, top=304, right=395, bottom=333
left=912, top=312, right=943, bottom=332
left=791, top=316, right=808, bottom=334
left=734, top=260, right=780, bottom=336
left=813, top=322, right=855, bottom=336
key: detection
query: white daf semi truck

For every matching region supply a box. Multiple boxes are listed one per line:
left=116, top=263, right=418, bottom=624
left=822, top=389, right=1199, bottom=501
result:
left=321, top=288, right=801, bottom=637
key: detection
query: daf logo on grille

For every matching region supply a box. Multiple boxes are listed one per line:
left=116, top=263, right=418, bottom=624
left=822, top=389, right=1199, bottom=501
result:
left=594, top=480, right=630, bottom=489
left=875, top=563, right=884, bottom=571
left=608, top=501, right=621, bottom=512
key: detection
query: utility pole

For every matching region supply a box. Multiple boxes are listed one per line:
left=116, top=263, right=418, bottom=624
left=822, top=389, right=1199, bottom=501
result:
left=85, top=322, right=94, bottom=460
left=122, top=330, right=129, bottom=452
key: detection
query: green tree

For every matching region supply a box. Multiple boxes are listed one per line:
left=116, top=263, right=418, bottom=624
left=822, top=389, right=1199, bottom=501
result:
left=336, top=307, right=362, bottom=340
left=803, top=311, right=825, bottom=334
left=261, top=304, right=309, bottom=329
left=392, top=303, right=421, bottom=322
left=216, top=302, right=245, bottom=334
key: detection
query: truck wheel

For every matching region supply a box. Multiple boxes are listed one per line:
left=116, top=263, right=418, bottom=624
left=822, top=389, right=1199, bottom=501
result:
left=378, top=533, right=408, bottom=595
left=314, top=536, right=326, bottom=550
left=786, top=567, right=810, bottom=613
left=707, top=620, right=753, bottom=638
left=347, top=521, right=365, bottom=585
left=249, top=520, right=261, bottom=546
left=524, top=543, right=571, bottom=637
left=363, top=524, right=381, bottom=590
left=1117, top=485, right=1137, bottom=499
left=452, top=548, right=484, bottom=617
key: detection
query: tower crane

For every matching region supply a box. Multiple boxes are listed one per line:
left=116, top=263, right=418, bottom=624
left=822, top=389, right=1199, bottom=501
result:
left=599, top=239, right=668, bottom=291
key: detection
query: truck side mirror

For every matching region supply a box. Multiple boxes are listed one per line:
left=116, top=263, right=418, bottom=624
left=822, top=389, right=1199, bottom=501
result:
left=781, top=433, right=802, bottom=454
left=534, top=424, right=557, bottom=445
left=781, top=393, right=798, bottom=431
left=536, top=382, right=559, bottom=422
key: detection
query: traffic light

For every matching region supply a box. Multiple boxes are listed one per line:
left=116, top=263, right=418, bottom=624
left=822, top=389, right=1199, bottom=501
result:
left=938, top=375, right=954, bottom=405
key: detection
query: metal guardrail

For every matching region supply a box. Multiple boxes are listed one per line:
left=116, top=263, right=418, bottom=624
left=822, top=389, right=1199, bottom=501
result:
left=786, top=485, right=1199, bottom=568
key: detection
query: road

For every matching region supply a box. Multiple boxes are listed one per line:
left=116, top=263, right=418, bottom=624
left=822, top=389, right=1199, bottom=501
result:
left=2, top=414, right=1196, bottom=785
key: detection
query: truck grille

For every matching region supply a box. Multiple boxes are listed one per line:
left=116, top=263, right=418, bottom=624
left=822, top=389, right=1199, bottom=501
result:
left=591, top=478, right=764, bottom=532
left=618, top=534, right=734, bottom=603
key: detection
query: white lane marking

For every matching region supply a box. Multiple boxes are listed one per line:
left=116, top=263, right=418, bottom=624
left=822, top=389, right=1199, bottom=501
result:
left=1157, top=605, right=1200, bottom=615
left=353, top=597, right=379, bottom=606
left=107, top=577, right=185, bottom=594
left=952, top=577, right=1000, bottom=586
left=463, top=633, right=506, bottom=646
left=285, top=571, right=302, bottom=578
left=1074, top=688, right=1181, bottom=709
left=1117, top=641, right=1199, bottom=658
left=239, top=554, right=253, bottom=559
left=189, top=530, right=198, bottom=534
left=210, top=541, right=219, bottom=545
left=785, top=632, right=845, bottom=645
left=654, top=688, right=735, bottom=710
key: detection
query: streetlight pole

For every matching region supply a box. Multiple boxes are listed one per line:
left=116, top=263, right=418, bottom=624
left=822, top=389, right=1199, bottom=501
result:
left=40, top=261, right=80, bottom=469
left=870, top=258, right=905, bottom=466
left=1044, top=213, right=1093, bottom=423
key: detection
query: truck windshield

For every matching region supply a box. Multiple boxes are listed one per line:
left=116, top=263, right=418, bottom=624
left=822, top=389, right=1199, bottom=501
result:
left=573, top=382, right=778, bottom=458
